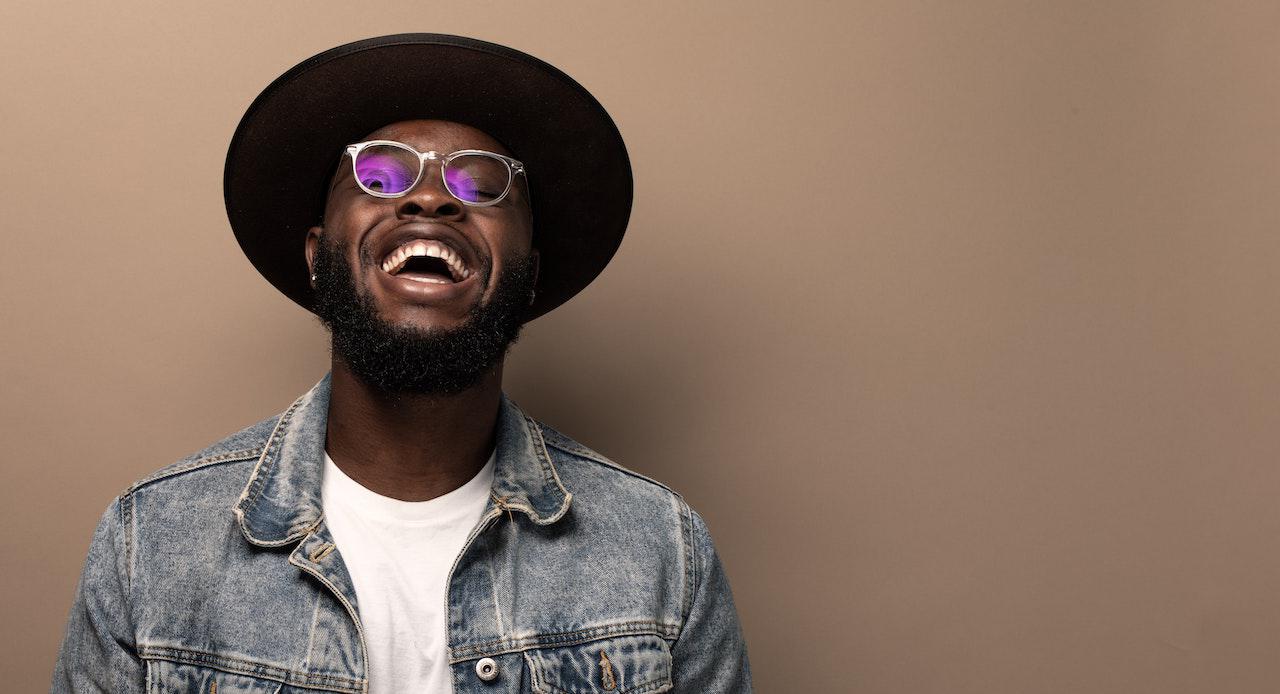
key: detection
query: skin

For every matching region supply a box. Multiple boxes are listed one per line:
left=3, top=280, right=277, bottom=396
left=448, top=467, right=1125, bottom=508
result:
left=304, top=119, right=538, bottom=501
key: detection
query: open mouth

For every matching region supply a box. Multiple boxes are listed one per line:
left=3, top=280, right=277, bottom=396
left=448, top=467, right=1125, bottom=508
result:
left=380, top=239, right=472, bottom=284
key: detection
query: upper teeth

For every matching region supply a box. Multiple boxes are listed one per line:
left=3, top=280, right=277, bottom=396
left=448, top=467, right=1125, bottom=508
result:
left=380, top=239, right=471, bottom=281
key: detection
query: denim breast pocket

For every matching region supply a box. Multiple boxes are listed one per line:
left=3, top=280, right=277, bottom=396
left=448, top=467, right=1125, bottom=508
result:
left=141, top=648, right=362, bottom=694
left=524, top=633, right=673, bottom=694
left=146, top=660, right=281, bottom=693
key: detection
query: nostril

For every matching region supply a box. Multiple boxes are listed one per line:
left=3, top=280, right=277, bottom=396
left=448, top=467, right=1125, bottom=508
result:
left=395, top=195, right=462, bottom=219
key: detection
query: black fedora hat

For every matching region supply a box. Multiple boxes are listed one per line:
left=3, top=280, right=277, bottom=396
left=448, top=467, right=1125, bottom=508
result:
left=224, top=33, right=632, bottom=320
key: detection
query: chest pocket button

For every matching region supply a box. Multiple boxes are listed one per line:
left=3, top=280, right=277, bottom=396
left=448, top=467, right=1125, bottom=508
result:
left=476, top=656, right=500, bottom=682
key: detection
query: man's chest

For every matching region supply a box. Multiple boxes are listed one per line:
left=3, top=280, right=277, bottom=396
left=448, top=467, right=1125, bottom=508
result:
left=136, top=516, right=679, bottom=694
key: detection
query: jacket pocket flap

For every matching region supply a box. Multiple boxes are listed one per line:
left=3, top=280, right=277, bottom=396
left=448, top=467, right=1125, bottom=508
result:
left=526, top=633, right=673, bottom=694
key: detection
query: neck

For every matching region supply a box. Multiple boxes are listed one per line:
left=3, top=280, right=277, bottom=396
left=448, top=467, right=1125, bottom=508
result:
left=324, top=358, right=503, bottom=501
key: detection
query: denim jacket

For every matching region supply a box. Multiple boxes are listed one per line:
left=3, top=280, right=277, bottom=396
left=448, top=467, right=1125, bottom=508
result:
left=52, top=374, right=751, bottom=693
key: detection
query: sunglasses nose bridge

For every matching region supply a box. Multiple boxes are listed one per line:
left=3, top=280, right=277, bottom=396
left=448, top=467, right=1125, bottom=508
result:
left=390, top=152, right=465, bottom=217
left=411, top=151, right=450, bottom=194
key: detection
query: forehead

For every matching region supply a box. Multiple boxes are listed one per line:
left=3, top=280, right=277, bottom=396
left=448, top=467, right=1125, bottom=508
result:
left=360, top=119, right=513, bottom=156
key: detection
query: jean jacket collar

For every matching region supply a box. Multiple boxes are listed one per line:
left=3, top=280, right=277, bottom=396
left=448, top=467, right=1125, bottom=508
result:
left=234, top=373, right=573, bottom=547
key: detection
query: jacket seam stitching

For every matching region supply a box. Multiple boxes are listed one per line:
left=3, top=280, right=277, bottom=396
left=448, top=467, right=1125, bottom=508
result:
left=288, top=535, right=371, bottom=691
left=450, top=622, right=679, bottom=661
left=537, top=677, right=672, bottom=694
left=236, top=393, right=306, bottom=542
left=480, top=530, right=508, bottom=635
left=243, top=406, right=298, bottom=511
left=120, top=493, right=133, bottom=595
left=127, top=448, right=264, bottom=494
left=676, top=498, right=697, bottom=640
left=120, top=494, right=138, bottom=638
left=524, top=651, right=544, bottom=693
left=137, top=644, right=363, bottom=690
left=525, top=416, right=573, bottom=523
left=542, top=437, right=681, bottom=497
left=528, top=416, right=569, bottom=493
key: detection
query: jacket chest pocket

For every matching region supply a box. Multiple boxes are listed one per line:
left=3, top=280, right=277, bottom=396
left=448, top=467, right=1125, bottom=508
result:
left=524, top=634, right=673, bottom=694
left=147, top=661, right=280, bottom=694
left=143, top=652, right=362, bottom=694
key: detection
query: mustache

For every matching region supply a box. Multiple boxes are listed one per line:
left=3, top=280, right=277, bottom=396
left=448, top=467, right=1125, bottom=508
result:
left=310, top=238, right=536, bottom=395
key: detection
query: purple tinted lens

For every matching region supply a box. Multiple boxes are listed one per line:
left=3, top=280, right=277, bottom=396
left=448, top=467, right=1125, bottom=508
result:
left=354, top=145, right=419, bottom=195
left=445, top=154, right=510, bottom=203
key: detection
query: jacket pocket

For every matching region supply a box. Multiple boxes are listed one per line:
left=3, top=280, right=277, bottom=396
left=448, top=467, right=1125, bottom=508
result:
left=140, top=647, right=362, bottom=694
left=145, top=659, right=281, bottom=693
left=524, top=633, right=673, bottom=694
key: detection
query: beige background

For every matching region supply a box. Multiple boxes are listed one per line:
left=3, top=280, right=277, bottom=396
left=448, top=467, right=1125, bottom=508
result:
left=2, top=1, right=1278, bottom=691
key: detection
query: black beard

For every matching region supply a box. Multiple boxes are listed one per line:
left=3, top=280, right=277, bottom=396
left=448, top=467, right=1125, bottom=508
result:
left=310, top=236, right=536, bottom=396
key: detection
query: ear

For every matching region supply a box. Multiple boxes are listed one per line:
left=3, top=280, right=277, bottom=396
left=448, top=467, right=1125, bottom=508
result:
left=305, top=226, right=323, bottom=286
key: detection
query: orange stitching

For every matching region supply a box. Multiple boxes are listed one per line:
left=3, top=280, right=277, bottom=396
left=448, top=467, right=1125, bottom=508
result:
left=493, top=494, right=516, bottom=524
left=447, top=622, right=676, bottom=658
left=599, top=650, right=616, bottom=690
left=309, top=543, right=335, bottom=562
left=209, top=679, right=218, bottom=694
left=137, top=644, right=362, bottom=687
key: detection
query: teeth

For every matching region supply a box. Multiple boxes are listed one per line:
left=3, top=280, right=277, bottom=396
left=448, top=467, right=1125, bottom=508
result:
left=380, top=239, right=471, bottom=281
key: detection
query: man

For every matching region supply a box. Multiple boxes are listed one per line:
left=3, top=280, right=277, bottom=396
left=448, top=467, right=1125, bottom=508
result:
left=52, top=34, right=751, bottom=693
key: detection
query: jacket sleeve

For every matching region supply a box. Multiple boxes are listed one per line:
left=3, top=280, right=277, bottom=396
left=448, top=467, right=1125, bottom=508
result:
left=670, top=506, right=753, bottom=693
left=51, top=496, right=145, bottom=693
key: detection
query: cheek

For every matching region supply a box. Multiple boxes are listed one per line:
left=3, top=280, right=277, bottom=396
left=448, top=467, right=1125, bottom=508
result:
left=479, top=211, right=534, bottom=256
left=323, top=205, right=385, bottom=260
left=325, top=186, right=386, bottom=224
left=516, top=227, right=536, bottom=256
left=509, top=212, right=536, bottom=254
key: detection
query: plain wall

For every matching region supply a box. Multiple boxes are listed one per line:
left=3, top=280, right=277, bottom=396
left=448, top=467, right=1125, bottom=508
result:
left=3, top=2, right=1279, bottom=691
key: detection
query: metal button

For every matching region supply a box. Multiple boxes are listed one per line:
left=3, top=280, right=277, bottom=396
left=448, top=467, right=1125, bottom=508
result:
left=475, top=657, right=499, bottom=682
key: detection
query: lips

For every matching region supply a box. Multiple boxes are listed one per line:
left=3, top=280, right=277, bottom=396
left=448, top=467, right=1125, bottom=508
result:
left=366, top=222, right=484, bottom=305
left=373, top=223, right=480, bottom=285
left=381, top=239, right=471, bottom=283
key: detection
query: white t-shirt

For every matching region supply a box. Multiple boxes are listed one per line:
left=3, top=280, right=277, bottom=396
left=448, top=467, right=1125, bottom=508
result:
left=321, top=450, right=495, bottom=694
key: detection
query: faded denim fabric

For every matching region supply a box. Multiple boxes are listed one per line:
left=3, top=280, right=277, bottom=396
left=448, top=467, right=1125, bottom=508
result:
left=52, top=374, right=752, bottom=693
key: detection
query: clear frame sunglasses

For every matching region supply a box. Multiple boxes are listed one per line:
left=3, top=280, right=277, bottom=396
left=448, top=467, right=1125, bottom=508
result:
left=344, top=140, right=526, bottom=206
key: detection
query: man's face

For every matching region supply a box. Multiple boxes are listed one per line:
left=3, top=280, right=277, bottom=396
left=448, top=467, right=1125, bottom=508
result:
left=305, top=119, right=539, bottom=395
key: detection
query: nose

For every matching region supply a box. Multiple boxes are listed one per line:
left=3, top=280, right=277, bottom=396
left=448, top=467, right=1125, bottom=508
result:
left=394, top=163, right=463, bottom=220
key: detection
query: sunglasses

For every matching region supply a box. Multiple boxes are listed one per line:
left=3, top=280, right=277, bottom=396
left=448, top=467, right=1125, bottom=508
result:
left=344, top=140, right=526, bottom=206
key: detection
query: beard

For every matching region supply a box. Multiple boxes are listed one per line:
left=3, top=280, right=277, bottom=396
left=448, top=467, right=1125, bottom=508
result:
left=310, top=235, right=536, bottom=396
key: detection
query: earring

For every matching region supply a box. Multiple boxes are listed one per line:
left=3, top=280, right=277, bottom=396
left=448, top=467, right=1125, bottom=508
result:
left=310, top=272, right=317, bottom=283
left=528, top=288, right=537, bottom=305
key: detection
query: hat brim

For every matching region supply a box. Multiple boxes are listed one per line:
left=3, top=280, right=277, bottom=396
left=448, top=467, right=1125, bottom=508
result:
left=224, top=34, right=632, bottom=320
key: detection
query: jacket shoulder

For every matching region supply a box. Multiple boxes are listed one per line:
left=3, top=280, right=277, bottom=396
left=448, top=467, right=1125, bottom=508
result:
left=124, top=415, right=279, bottom=495
left=535, top=419, right=684, bottom=501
